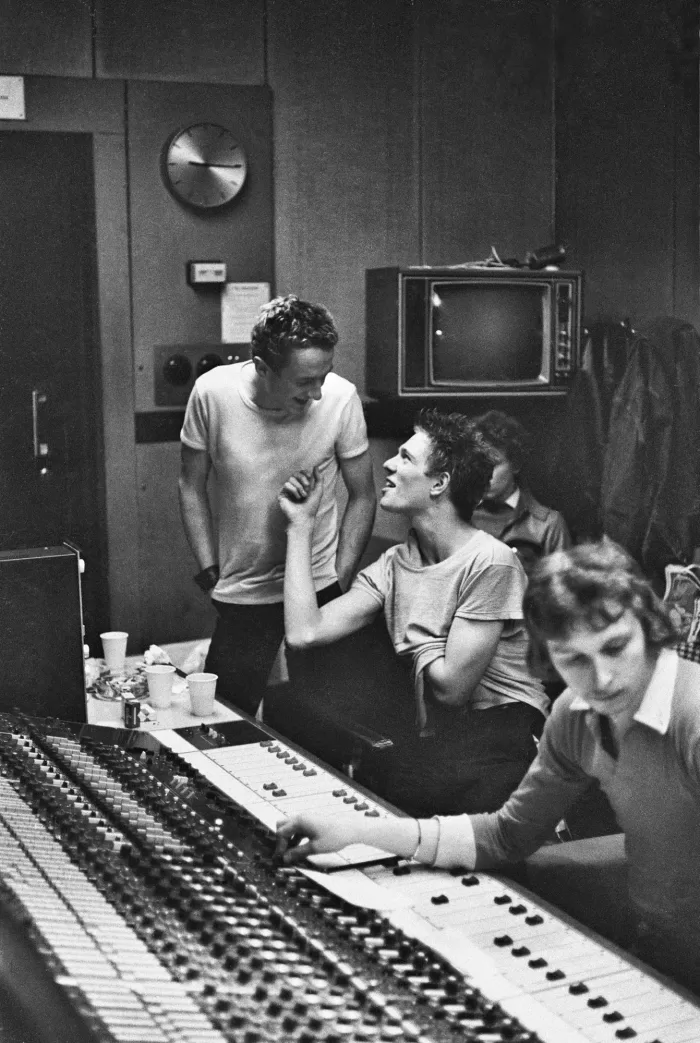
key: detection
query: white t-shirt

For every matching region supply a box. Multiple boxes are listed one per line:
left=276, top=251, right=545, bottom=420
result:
left=353, top=528, right=548, bottom=716
left=181, top=361, right=369, bottom=604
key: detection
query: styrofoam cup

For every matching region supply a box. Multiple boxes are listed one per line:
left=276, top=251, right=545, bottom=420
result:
left=100, top=631, right=128, bottom=675
left=187, top=672, right=218, bottom=716
left=145, top=664, right=176, bottom=708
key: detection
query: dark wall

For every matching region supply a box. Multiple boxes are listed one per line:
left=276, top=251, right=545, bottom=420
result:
left=555, top=0, right=699, bottom=328
left=269, top=0, right=555, bottom=391
left=419, top=1, right=554, bottom=266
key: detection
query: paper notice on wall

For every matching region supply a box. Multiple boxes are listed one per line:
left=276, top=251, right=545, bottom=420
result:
left=0, top=77, right=25, bottom=120
left=221, top=282, right=271, bottom=342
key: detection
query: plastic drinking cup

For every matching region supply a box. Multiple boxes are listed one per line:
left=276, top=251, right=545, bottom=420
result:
left=187, top=672, right=218, bottom=716
left=100, top=631, right=128, bottom=675
left=145, top=664, right=176, bottom=708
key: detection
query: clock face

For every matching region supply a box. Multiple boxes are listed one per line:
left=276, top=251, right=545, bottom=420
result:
left=162, top=123, right=248, bottom=211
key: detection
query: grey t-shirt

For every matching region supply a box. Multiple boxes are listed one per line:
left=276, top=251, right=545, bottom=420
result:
left=353, top=529, right=548, bottom=716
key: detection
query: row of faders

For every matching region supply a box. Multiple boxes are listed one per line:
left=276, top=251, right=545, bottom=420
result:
left=0, top=714, right=547, bottom=1043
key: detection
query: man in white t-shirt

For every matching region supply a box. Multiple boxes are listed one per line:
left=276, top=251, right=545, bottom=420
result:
left=179, top=294, right=376, bottom=716
left=279, top=409, right=548, bottom=815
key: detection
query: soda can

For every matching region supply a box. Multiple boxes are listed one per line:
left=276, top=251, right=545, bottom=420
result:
left=123, top=697, right=141, bottom=729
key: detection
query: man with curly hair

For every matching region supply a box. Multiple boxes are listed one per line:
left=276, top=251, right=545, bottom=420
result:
left=279, top=409, right=548, bottom=815
left=179, top=294, right=376, bottom=716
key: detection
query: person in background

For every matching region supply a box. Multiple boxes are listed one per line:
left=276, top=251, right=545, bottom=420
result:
left=278, top=409, right=548, bottom=816
left=470, top=410, right=571, bottom=574
left=275, top=540, right=700, bottom=997
left=178, top=294, right=376, bottom=717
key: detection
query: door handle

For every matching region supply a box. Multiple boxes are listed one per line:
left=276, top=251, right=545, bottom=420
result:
left=31, top=388, right=50, bottom=474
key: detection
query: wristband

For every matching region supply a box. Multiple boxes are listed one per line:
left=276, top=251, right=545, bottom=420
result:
left=409, top=819, right=422, bottom=860
left=194, top=564, right=220, bottom=592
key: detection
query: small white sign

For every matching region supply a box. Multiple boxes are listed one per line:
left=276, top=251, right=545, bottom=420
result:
left=0, top=77, right=25, bottom=120
left=188, top=261, right=227, bottom=285
left=221, top=282, right=271, bottom=342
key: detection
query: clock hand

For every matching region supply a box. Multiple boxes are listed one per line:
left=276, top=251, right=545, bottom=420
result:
left=187, top=161, right=244, bottom=168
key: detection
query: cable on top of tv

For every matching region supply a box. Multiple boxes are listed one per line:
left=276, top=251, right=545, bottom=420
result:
left=411, top=243, right=567, bottom=271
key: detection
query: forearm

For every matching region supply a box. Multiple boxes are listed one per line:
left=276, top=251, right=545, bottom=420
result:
left=354, top=816, right=426, bottom=859
left=423, top=619, right=503, bottom=707
left=471, top=738, right=592, bottom=867
left=284, top=521, right=324, bottom=647
left=335, top=492, right=376, bottom=589
left=179, top=483, right=217, bottom=570
left=424, top=657, right=477, bottom=707
left=278, top=812, right=476, bottom=869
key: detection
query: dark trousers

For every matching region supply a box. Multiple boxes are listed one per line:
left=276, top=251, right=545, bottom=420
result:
left=276, top=615, right=543, bottom=815
left=205, top=583, right=341, bottom=717
left=378, top=701, right=544, bottom=817
left=632, top=920, right=700, bottom=998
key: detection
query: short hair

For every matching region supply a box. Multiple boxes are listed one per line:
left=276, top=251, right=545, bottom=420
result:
left=414, top=408, right=494, bottom=522
left=250, top=294, right=339, bottom=373
left=523, top=539, right=679, bottom=676
left=471, top=409, right=531, bottom=472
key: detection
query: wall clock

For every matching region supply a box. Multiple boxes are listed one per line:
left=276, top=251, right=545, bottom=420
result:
left=162, top=122, right=248, bottom=211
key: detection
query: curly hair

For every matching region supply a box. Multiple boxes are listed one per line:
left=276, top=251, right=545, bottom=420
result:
left=250, top=294, right=339, bottom=373
left=414, top=408, right=495, bottom=522
left=470, top=409, right=531, bottom=472
left=524, top=539, right=679, bottom=676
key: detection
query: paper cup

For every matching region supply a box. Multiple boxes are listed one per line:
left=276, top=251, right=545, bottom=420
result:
left=100, top=631, right=128, bottom=675
left=187, top=672, right=218, bottom=716
left=145, top=664, right=176, bottom=708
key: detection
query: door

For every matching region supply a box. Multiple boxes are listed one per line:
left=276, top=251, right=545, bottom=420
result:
left=0, top=131, right=107, bottom=650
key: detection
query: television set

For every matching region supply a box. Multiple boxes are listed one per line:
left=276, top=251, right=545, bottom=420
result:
left=366, top=266, right=583, bottom=398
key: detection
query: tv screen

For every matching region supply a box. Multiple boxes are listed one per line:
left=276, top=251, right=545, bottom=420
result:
left=365, top=266, right=582, bottom=398
left=430, top=282, right=544, bottom=384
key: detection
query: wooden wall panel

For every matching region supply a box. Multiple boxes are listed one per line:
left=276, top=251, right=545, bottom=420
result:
left=419, top=0, right=555, bottom=266
left=267, top=0, right=419, bottom=394
left=92, top=128, right=141, bottom=646
left=0, top=0, right=92, bottom=77
left=95, top=0, right=265, bottom=84
left=126, top=81, right=273, bottom=413
left=0, top=78, right=123, bottom=135
left=127, top=82, right=273, bottom=644
left=555, top=0, right=699, bottom=327
left=136, top=443, right=217, bottom=645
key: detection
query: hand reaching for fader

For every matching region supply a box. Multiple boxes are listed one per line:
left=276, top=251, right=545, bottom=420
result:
left=274, top=812, right=366, bottom=864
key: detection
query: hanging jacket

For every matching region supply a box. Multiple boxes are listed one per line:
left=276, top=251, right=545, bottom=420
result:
left=601, top=317, right=700, bottom=583
left=548, top=323, right=630, bottom=542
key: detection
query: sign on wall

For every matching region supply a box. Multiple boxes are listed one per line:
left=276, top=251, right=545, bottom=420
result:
left=0, top=77, right=25, bottom=120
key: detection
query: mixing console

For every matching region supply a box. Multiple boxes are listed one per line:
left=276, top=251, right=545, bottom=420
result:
left=168, top=719, right=399, bottom=870
left=0, top=711, right=696, bottom=1043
